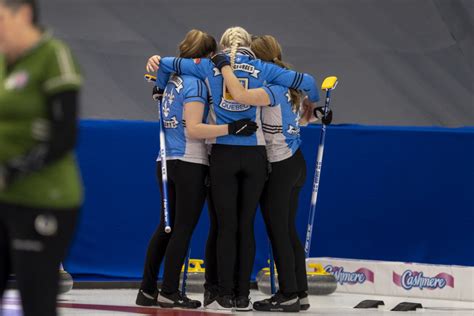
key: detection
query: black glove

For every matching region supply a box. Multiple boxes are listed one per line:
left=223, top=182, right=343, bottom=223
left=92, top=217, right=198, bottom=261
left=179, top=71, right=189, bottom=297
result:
left=152, top=86, right=164, bottom=101
left=211, top=53, right=231, bottom=71
left=228, top=119, right=258, bottom=136
left=314, top=106, right=333, bottom=125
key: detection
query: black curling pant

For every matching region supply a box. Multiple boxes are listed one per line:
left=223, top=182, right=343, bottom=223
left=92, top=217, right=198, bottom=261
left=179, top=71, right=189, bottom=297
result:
left=0, top=203, right=79, bottom=316
left=260, top=149, right=308, bottom=294
left=140, top=160, right=207, bottom=294
left=204, top=188, right=218, bottom=292
left=210, top=145, right=268, bottom=297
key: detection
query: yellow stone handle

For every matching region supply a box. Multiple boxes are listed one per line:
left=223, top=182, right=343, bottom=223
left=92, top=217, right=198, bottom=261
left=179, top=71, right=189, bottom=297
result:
left=181, top=259, right=205, bottom=273
left=307, top=262, right=332, bottom=275
left=144, top=74, right=157, bottom=83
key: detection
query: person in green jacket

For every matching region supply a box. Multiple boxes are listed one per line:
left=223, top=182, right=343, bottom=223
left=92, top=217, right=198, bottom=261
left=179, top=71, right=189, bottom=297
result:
left=0, top=1, right=82, bottom=315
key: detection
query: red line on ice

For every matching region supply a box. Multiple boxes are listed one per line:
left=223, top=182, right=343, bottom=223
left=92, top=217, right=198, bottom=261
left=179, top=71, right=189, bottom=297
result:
left=3, top=299, right=228, bottom=316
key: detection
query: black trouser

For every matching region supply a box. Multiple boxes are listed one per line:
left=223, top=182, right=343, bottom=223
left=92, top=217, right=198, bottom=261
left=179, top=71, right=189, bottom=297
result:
left=260, top=149, right=308, bottom=294
left=210, top=145, right=268, bottom=297
left=204, top=188, right=218, bottom=292
left=140, top=160, right=208, bottom=294
left=0, top=203, right=79, bottom=316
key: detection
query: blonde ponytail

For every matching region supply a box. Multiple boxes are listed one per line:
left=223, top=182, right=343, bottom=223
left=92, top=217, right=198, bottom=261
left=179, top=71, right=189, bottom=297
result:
left=220, top=26, right=252, bottom=68
left=229, top=30, right=239, bottom=68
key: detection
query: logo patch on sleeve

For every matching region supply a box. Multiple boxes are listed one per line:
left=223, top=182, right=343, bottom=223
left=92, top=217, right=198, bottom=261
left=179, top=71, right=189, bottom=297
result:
left=5, top=71, right=29, bottom=91
left=194, top=58, right=201, bottom=64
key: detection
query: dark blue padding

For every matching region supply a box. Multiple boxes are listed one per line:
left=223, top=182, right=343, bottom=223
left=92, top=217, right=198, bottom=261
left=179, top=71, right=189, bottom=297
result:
left=65, top=120, right=474, bottom=279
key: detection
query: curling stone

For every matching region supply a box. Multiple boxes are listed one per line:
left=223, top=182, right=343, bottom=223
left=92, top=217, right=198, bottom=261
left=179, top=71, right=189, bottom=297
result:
left=256, top=259, right=276, bottom=283
left=256, top=267, right=269, bottom=283
left=306, top=263, right=337, bottom=295
left=256, top=260, right=279, bottom=294
left=257, top=269, right=279, bottom=295
left=257, top=262, right=337, bottom=295
left=59, top=267, right=74, bottom=294
left=178, top=259, right=206, bottom=293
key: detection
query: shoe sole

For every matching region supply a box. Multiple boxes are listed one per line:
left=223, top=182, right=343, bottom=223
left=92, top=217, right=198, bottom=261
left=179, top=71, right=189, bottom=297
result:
left=135, top=298, right=157, bottom=306
left=254, top=304, right=300, bottom=313
left=235, top=307, right=252, bottom=312
left=205, top=300, right=233, bottom=311
left=300, top=304, right=310, bottom=311
left=157, top=302, right=201, bottom=309
left=203, top=297, right=218, bottom=308
left=135, top=302, right=157, bottom=307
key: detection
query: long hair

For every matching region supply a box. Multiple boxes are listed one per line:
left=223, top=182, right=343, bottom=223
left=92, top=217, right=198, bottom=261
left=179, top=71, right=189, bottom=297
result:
left=178, top=29, right=217, bottom=58
left=220, top=27, right=252, bottom=68
left=251, top=35, right=302, bottom=111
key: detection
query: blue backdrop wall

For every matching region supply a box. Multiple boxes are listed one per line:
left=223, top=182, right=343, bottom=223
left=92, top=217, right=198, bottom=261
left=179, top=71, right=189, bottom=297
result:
left=65, top=120, right=474, bottom=279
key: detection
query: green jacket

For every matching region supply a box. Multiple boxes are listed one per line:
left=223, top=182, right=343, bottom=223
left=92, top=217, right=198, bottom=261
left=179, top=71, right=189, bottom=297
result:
left=0, top=33, right=83, bottom=209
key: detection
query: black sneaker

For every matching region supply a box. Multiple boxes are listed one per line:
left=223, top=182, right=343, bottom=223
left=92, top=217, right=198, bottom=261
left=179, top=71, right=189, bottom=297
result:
left=253, top=292, right=300, bottom=312
left=298, top=291, right=310, bottom=311
left=205, top=295, right=234, bottom=310
left=235, top=296, right=252, bottom=311
left=203, top=288, right=218, bottom=307
left=135, top=289, right=158, bottom=306
left=157, top=291, right=201, bottom=309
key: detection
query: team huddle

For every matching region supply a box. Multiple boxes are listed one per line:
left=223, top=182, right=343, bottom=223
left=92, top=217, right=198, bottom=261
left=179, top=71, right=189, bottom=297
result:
left=137, top=26, right=333, bottom=312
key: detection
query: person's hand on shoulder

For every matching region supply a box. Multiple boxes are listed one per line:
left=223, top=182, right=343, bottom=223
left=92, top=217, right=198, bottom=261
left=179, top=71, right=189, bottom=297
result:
left=146, top=55, right=161, bottom=73
left=211, top=53, right=230, bottom=70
